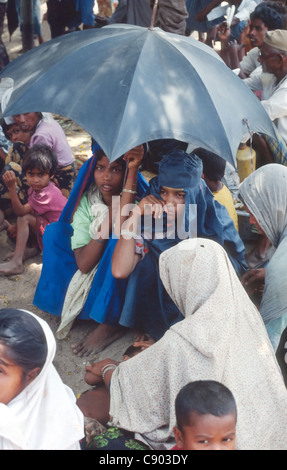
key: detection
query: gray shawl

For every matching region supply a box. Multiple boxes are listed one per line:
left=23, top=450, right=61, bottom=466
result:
left=239, top=164, right=287, bottom=323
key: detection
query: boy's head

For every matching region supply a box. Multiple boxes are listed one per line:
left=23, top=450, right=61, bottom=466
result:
left=194, top=148, right=226, bottom=187
left=173, top=380, right=237, bottom=450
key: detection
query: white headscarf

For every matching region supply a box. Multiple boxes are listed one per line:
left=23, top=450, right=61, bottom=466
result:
left=0, top=310, right=84, bottom=450
left=109, top=238, right=287, bottom=450
left=239, top=164, right=287, bottom=323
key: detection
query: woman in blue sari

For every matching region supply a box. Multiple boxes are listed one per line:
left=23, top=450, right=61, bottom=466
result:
left=112, top=149, right=246, bottom=341
left=34, top=145, right=147, bottom=356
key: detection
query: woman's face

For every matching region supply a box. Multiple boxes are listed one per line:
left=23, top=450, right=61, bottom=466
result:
left=13, top=113, right=40, bottom=133
left=244, top=206, right=265, bottom=235
left=0, top=343, right=26, bottom=405
left=94, top=155, right=125, bottom=204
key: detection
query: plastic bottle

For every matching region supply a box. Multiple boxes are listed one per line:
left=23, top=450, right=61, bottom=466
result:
left=236, top=143, right=256, bottom=182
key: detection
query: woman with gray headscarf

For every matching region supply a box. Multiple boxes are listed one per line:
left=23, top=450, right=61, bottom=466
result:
left=240, top=163, right=287, bottom=350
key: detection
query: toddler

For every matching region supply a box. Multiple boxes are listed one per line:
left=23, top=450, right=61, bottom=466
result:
left=173, top=380, right=237, bottom=450
left=0, top=145, right=67, bottom=275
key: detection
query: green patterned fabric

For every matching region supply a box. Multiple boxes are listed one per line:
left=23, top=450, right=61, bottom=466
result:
left=87, top=427, right=150, bottom=450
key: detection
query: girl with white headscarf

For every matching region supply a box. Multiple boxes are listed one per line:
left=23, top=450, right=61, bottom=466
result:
left=108, top=238, right=287, bottom=450
left=0, top=308, right=84, bottom=450
left=239, top=164, right=287, bottom=350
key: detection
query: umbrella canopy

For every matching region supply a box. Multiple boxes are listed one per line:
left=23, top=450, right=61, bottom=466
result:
left=0, top=24, right=276, bottom=166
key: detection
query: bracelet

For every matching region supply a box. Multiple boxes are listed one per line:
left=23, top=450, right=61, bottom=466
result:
left=101, top=364, right=117, bottom=380
left=121, top=229, right=141, bottom=239
left=122, top=188, right=137, bottom=195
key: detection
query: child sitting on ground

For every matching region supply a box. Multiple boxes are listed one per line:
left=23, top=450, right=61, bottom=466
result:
left=0, top=145, right=67, bottom=275
left=173, top=380, right=237, bottom=450
left=195, top=147, right=239, bottom=231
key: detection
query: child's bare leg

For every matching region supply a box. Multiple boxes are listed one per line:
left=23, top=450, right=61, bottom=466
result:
left=0, top=214, right=37, bottom=275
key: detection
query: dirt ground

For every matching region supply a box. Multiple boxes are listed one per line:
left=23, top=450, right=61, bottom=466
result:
left=0, top=1, right=136, bottom=398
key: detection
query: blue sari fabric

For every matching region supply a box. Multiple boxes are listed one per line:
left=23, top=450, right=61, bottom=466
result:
left=33, top=154, right=148, bottom=326
left=119, top=151, right=246, bottom=340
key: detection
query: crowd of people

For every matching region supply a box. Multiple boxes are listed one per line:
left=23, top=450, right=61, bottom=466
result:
left=0, top=0, right=287, bottom=452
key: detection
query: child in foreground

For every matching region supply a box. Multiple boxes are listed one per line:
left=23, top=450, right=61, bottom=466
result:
left=0, top=308, right=84, bottom=450
left=0, top=145, right=67, bottom=275
left=173, top=380, right=237, bottom=450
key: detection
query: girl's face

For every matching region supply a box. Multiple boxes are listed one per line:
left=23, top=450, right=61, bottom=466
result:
left=94, top=155, right=125, bottom=204
left=6, top=124, right=31, bottom=146
left=0, top=343, right=26, bottom=405
left=25, top=168, right=51, bottom=192
left=159, top=186, right=185, bottom=218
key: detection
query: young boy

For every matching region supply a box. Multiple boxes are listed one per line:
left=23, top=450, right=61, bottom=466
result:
left=173, top=380, right=237, bottom=450
left=195, top=147, right=239, bottom=231
left=0, top=145, right=67, bottom=275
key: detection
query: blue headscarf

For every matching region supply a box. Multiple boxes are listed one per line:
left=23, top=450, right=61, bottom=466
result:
left=119, top=150, right=247, bottom=341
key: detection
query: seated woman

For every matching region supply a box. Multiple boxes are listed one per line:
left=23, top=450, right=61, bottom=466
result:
left=11, top=112, right=76, bottom=198
left=33, top=145, right=147, bottom=357
left=105, top=239, right=287, bottom=450
left=0, top=308, right=84, bottom=450
left=240, top=164, right=287, bottom=351
left=112, top=150, right=247, bottom=342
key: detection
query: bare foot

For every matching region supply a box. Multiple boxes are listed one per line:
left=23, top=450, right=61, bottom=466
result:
left=5, top=246, right=39, bottom=261
left=71, top=324, right=126, bottom=357
left=0, top=259, right=24, bottom=275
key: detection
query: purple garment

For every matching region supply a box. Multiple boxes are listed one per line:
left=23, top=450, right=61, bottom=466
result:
left=28, top=181, right=67, bottom=223
left=30, top=119, right=75, bottom=167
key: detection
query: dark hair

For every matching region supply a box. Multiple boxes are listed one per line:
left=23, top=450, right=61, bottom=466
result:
left=194, top=147, right=226, bottom=181
left=250, top=1, right=286, bottom=29
left=175, top=380, right=237, bottom=430
left=122, top=344, right=142, bottom=358
left=95, top=148, right=126, bottom=170
left=0, top=308, right=48, bottom=376
left=22, top=145, right=58, bottom=176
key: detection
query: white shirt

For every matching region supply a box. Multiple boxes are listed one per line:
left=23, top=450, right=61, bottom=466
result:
left=240, top=47, right=262, bottom=77
left=244, top=73, right=287, bottom=142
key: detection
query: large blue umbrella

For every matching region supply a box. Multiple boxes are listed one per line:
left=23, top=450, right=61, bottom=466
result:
left=0, top=24, right=276, bottom=166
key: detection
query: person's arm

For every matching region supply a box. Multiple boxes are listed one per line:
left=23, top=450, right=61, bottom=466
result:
left=2, top=171, right=32, bottom=216
left=74, top=209, right=113, bottom=274
left=112, top=194, right=165, bottom=279
left=195, top=0, right=223, bottom=22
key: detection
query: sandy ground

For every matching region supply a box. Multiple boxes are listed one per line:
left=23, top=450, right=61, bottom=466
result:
left=0, top=1, right=136, bottom=398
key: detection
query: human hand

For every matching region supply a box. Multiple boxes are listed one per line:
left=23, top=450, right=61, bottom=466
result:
left=2, top=170, right=16, bottom=189
left=124, top=145, right=144, bottom=170
left=218, top=22, right=231, bottom=43
left=84, top=358, right=118, bottom=385
left=242, top=268, right=266, bottom=295
left=137, top=194, right=165, bottom=218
